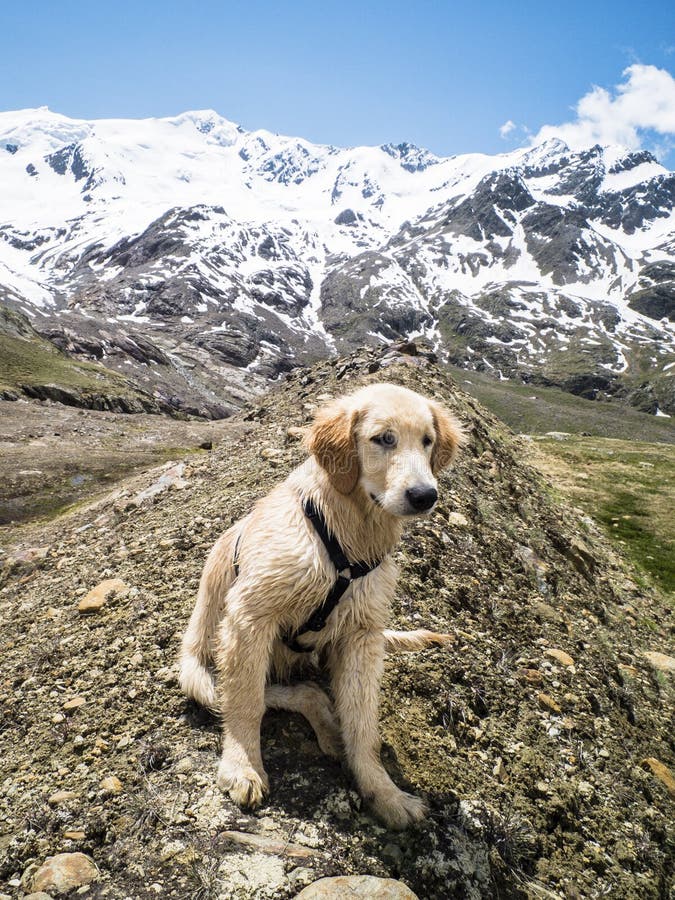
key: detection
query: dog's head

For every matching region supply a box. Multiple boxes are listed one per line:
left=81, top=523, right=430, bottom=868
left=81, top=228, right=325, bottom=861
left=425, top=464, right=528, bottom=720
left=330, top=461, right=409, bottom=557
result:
left=307, top=383, right=465, bottom=517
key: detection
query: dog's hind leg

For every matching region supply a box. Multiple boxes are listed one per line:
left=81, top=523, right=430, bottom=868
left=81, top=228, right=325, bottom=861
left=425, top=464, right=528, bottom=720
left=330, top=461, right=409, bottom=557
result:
left=383, top=629, right=454, bottom=652
left=265, top=683, right=342, bottom=759
left=179, top=526, right=241, bottom=711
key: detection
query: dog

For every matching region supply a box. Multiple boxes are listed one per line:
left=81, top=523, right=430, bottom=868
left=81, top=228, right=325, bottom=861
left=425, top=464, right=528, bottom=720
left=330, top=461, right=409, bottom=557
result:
left=179, top=382, right=465, bottom=828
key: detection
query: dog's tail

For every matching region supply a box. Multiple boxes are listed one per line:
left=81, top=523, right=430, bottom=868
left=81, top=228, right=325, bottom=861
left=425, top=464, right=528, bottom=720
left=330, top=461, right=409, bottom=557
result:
left=383, top=629, right=455, bottom=652
left=179, top=525, right=241, bottom=711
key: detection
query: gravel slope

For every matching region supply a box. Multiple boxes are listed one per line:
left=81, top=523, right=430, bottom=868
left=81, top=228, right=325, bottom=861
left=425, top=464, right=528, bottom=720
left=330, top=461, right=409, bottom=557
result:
left=1, top=346, right=673, bottom=899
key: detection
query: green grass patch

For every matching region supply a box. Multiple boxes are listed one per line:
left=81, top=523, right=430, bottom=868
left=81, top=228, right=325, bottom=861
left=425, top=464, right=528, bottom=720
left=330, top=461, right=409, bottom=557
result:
left=525, top=436, right=675, bottom=596
left=596, top=490, right=674, bottom=592
left=0, top=331, right=133, bottom=395
left=449, top=364, right=675, bottom=444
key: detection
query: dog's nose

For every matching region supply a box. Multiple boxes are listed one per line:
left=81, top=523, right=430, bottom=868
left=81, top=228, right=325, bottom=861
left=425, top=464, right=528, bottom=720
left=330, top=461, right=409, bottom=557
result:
left=405, top=485, right=438, bottom=512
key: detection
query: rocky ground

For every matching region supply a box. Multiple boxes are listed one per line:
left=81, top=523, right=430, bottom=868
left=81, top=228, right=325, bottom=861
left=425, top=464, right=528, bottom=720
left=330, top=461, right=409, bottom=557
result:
left=0, top=345, right=673, bottom=899
left=0, top=399, right=237, bottom=525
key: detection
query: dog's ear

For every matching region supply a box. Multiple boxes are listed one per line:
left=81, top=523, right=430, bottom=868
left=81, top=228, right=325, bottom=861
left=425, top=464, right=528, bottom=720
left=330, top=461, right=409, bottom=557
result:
left=307, top=400, right=360, bottom=494
left=429, top=402, right=465, bottom=474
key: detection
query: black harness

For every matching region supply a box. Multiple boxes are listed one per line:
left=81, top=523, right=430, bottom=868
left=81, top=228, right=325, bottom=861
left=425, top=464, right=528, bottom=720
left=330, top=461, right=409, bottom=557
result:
left=232, top=497, right=383, bottom=653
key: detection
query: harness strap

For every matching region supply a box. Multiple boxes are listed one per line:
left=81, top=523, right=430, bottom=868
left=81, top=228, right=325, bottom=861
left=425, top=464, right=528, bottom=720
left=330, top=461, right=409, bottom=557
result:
left=283, top=498, right=382, bottom=653
left=282, top=574, right=352, bottom=653
left=303, top=499, right=351, bottom=571
left=229, top=498, right=382, bottom=654
left=232, top=532, right=242, bottom=577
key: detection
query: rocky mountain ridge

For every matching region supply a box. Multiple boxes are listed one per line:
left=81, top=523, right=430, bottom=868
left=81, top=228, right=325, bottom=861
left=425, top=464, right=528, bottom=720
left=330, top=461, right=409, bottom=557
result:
left=1, top=348, right=673, bottom=898
left=1, top=108, right=674, bottom=416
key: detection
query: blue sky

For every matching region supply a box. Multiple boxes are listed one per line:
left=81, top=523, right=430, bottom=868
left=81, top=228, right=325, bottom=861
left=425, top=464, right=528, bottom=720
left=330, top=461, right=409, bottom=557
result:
left=1, top=0, right=674, bottom=164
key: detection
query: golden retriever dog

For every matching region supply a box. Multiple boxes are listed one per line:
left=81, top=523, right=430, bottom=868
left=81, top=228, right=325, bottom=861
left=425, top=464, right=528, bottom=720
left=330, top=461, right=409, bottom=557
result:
left=179, top=382, right=464, bottom=828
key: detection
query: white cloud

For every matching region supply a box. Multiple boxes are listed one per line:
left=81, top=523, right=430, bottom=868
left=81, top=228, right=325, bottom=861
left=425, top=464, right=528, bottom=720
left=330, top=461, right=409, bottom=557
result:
left=532, top=64, right=675, bottom=157
left=499, top=119, right=516, bottom=139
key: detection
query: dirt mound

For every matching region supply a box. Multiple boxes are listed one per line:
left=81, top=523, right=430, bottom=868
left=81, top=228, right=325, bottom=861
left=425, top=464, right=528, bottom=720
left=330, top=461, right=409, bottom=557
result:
left=1, top=345, right=673, bottom=899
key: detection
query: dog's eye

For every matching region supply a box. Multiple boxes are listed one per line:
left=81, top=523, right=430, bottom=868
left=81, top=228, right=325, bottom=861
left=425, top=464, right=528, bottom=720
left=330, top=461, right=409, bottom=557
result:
left=372, top=431, right=397, bottom=448
left=422, top=435, right=433, bottom=448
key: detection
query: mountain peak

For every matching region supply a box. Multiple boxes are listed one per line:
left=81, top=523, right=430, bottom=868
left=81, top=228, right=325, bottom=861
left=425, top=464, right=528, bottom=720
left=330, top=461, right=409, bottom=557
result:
left=380, top=141, right=440, bottom=172
left=0, top=107, right=92, bottom=153
left=518, top=137, right=571, bottom=170
left=162, top=109, right=241, bottom=146
left=167, top=108, right=240, bottom=130
left=0, top=106, right=673, bottom=421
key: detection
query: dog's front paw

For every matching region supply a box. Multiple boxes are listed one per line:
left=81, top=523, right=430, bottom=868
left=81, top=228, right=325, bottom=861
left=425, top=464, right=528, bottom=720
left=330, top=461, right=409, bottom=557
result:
left=217, top=762, right=269, bottom=809
left=371, top=788, right=428, bottom=829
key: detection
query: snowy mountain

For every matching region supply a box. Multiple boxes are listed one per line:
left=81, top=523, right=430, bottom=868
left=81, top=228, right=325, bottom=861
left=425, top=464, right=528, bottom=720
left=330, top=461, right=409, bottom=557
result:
left=1, top=107, right=674, bottom=416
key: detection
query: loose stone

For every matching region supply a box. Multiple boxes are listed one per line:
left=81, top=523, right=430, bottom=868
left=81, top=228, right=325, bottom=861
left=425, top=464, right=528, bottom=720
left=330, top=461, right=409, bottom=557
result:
left=30, top=853, right=99, bottom=895
left=544, top=648, right=575, bottom=667
left=77, top=578, right=128, bottom=613
left=640, top=758, right=675, bottom=798
left=519, top=668, right=544, bottom=684
left=48, top=790, right=77, bottom=805
left=538, top=693, right=562, bottom=714
left=99, top=775, right=123, bottom=794
left=643, top=651, right=675, bottom=673
left=296, top=875, right=419, bottom=898
left=220, top=830, right=316, bottom=859
left=62, top=697, right=86, bottom=712
left=446, top=512, right=468, bottom=527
